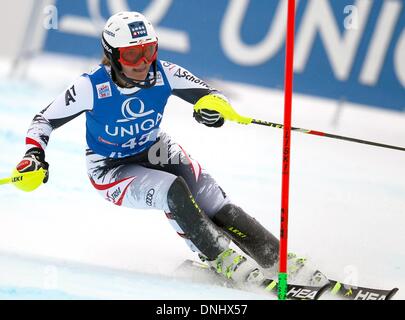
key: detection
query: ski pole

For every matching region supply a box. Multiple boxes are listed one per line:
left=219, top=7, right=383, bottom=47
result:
left=250, top=118, right=405, bottom=152
left=0, top=168, right=46, bottom=191
left=0, top=177, right=11, bottom=185
left=195, top=99, right=405, bottom=152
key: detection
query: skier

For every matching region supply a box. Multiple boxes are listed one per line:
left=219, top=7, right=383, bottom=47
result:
left=14, top=11, right=302, bottom=285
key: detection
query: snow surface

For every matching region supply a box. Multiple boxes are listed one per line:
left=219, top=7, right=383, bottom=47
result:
left=0, top=54, right=404, bottom=299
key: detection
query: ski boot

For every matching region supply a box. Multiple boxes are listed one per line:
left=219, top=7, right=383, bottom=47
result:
left=201, top=248, right=265, bottom=285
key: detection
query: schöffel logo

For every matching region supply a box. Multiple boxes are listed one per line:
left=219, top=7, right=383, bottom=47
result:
left=128, top=21, right=148, bottom=39
left=174, top=68, right=209, bottom=88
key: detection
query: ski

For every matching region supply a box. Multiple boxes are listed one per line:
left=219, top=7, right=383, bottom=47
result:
left=177, top=259, right=330, bottom=300
left=327, top=279, right=399, bottom=300
left=178, top=260, right=399, bottom=300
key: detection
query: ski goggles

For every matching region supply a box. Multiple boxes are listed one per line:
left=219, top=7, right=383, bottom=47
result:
left=118, top=42, right=158, bottom=67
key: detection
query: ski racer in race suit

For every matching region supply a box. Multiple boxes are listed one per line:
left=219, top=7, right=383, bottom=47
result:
left=15, top=12, right=284, bottom=283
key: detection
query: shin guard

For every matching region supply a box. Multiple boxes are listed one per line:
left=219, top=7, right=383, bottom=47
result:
left=213, top=204, right=279, bottom=268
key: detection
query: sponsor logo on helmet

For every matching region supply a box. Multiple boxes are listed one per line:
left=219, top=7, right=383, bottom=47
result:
left=174, top=69, right=209, bottom=88
left=96, top=82, right=112, bottom=99
left=128, top=21, right=148, bottom=39
left=103, top=29, right=115, bottom=38
left=101, top=38, right=112, bottom=53
left=117, top=97, right=154, bottom=123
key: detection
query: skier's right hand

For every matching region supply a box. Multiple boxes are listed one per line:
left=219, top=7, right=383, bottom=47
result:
left=13, top=148, right=49, bottom=191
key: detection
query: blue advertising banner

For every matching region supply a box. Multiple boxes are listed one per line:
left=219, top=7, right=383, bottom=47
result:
left=43, top=0, right=405, bottom=111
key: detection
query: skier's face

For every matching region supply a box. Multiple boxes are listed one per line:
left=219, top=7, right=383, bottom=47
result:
left=121, top=61, right=151, bottom=81
left=118, top=41, right=157, bottom=81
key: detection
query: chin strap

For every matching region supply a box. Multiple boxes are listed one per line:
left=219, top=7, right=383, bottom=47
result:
left=110, top=58, right=157, bottom=89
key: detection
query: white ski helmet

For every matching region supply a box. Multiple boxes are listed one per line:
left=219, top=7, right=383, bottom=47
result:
left=101, top=11, right=159, bottom=88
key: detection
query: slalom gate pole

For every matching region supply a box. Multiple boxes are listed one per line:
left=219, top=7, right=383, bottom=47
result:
left=278, top=0, right=296, bottom=300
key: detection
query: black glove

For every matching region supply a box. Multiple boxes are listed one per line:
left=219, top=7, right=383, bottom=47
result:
left=193, top=109, right=225, bottom=128
left=16, top=147, right=49, bottom=183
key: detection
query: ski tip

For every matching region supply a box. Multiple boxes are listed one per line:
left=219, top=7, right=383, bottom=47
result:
left=386, top=288, right=399, bottom=300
